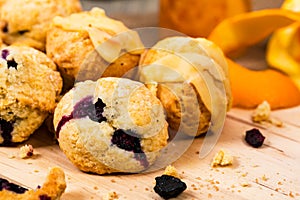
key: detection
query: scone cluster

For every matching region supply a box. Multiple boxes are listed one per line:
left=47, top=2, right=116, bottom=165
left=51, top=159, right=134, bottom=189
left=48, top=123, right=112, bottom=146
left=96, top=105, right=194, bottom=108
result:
left=0, top=0, right=232, bottom=175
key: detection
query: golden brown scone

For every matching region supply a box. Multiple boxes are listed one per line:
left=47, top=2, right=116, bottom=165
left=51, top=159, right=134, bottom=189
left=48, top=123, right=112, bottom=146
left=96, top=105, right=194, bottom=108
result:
left=139, top=37, right=232, bottom=137
left=0, top=167, right=66, bottom=200
left=53, top=78, right=168, bottom=174
left=46, top=7, right=144, bottom=91
left=0, top=0, right=82, bottom=51
left=0, top=46, right=62, bottom=145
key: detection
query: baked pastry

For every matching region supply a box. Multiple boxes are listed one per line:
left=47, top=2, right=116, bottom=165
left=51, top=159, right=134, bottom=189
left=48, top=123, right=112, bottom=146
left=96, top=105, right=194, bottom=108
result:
left=139, top=37, right=232, bottom=137
left=0, top=166, right=66, bottom=200
left=53, top=77, right=168, bottom=174
left=0, top=46, right=62, bottom=145
left=0, top=0, right=82, bottom=51
left=46, top=7, right=144, bottom=91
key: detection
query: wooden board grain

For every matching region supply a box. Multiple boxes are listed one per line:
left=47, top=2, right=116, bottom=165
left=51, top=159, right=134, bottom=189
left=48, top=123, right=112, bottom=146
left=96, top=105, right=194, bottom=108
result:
left=0, top=107, right=300, bottom=200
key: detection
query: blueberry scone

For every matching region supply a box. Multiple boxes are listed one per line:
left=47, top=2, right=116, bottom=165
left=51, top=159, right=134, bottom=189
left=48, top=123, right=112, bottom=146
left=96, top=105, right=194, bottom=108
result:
left=0, top=46, right=62, bottom=145
left=53, top=77, right=168, bottom=174
left=0, top=0, right=82, bottom=51
left=139, top=37, right=232, bottom=137
left=46, top=7, right=144, bottom=90
left=0, top=167, right=66, bottom=200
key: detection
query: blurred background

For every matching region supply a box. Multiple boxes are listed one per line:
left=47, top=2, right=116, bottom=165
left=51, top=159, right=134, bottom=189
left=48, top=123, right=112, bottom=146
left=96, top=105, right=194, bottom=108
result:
left=80, top=0, right=285, bottom=70
left=80, top=0, right=284, bottom=28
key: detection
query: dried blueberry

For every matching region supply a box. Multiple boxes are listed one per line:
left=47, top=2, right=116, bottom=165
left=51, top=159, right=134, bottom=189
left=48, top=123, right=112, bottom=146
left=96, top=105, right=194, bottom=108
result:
left=154, top=175, right=187, bottom=199
left=56, top=96, right=107, bottom=138
left=0, top=119, right=14, bottom=145
left=39, top=194, right=51, bottom=200
left=55, top=114, right=73, bottom=139
left=1, top=49, right=9, bottom=60
left=72, top=96, right=106, bottom=123
left=94, top=98, right=107, bottom=123
left=245, top=128, right=265, bottom=148
left=7, top=59, right=18, bottom=69
left=111, top=129, right=141, bottom=152
left=18, top=30, right=29, bottom=35
left=0, top=178, right=28, bottom=194
left=111, top=129, right=149, bottom=168
left=2, top=25, right=8, bottom=33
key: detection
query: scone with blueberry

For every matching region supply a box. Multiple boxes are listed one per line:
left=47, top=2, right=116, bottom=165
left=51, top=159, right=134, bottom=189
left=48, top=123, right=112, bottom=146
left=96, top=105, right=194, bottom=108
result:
left=0, top=0, right=82, bottom=51
left=53, top=77, right=168, bottom=174
left=0, top=46, right=62, bottom=145
left=46, top=7, right=144, bottom=90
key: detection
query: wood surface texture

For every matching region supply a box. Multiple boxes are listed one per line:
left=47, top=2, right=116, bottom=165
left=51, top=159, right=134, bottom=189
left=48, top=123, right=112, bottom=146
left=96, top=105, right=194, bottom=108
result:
left=0, top=107, right=299, bottom=199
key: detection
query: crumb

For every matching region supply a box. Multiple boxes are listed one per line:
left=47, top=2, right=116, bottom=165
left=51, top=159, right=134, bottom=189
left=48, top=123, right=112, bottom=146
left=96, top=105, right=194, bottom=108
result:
left=163, top=165, right=180, bottom=179
left=240, top=182, right=250, bottom=187
left=196, top=177, right=202, bottom=180
left=261, top=175, right=268, bottom=181
left=238, top=190, right=241, bottom=193
left=94, top=186, right=98, bottom=190
left=213, top=185, right=219, bottom=191
left=211, top=149, right=233, bottom=167
left=289, top=192, right=295, bottom=198
left=102, top=191, right=119, bottom=200
left=19, top=144, right=34, bottom=159
left=255, top=178, right=259, bottom=183
left=208, top=193, right=212, bottom=198
left=8, top=154, right=16, bottom=159
left=241, top=172, right=248, bottom=177
left=110, top=179, right=116, bottom=183
left=277, top=181, right=282, bottom=185
left=269, top=118, right=283, bottom=127
left=252, top=101, right=283, bottom=127
left=252, top=101, right=270, bottom=122
left=145, top=188, right=149, bottom=191
left=34, top=170, right=39, bottom=173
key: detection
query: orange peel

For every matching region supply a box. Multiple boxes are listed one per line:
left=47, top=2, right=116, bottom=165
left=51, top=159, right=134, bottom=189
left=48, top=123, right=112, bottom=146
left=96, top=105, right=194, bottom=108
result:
left=266, top=0, right=300, bottom=90
left=227, top=58, right=300, bottom=109
left=208, top=9, right=300, bottom=56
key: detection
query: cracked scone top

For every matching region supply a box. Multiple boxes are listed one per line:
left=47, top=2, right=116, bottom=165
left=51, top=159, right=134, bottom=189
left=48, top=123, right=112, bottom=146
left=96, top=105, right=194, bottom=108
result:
left=0, top=0, right=82, bottom=51
left=0, top=46, right=62, bottom=145
left=53, top=77, right=168, bottom=174
left=46, top=7, right=144, bottom=90
left=139, top=37, right=232, bottom=137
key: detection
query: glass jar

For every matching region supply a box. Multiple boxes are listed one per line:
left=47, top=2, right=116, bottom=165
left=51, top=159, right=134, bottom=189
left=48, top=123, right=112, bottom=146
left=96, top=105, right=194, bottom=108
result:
left=159, top=0, right=251, bottom=37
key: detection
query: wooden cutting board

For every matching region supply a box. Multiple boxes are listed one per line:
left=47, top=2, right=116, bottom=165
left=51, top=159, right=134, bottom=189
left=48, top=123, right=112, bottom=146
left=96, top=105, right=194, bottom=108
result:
left=0, top=106, right=299, bottom=200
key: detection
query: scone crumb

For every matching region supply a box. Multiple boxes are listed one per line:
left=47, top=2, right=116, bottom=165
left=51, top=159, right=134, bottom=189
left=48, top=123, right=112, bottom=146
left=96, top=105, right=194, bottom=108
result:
left=289, top=191, right=295, bottom=198
left=252, top=101, right=283, bottom=127
left=261, top=174, right=268, bottom=181
left=252, top=101, right=270, bottom=122
left=240, top=182, right=250, bottom=187
left=8, top=153, right=16, bottom=159
left=211, top=149, right=233, bottom=167
left=19, top=144, right=34, bottom=159
left=102, top=191, right=119, bottom=200
left=163, top=165, right=180, bottom=178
